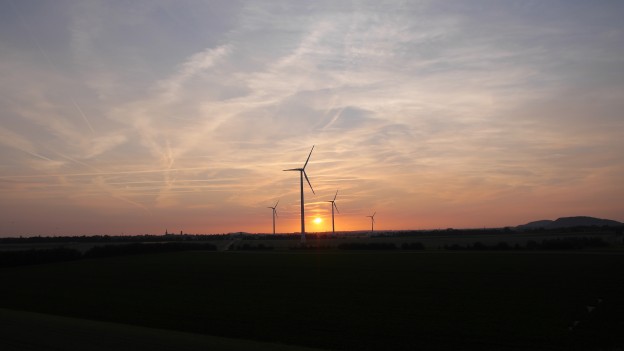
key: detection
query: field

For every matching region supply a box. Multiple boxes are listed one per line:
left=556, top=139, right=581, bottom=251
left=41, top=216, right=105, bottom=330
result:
left=1, top=250, right=623, bottom=350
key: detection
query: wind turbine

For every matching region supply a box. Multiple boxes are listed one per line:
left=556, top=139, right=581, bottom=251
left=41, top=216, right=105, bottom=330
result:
left=268, top=200, right=279, bottom=235
left=327, top=190, right=339, bottom=234
left=283, top=145, right=315, bottom=243
left=366, top=211, right=376, bottom=233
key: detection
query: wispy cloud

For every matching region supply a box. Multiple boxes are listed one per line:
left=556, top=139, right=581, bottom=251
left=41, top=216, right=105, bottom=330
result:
left=1, top=1, right=623, bottom=235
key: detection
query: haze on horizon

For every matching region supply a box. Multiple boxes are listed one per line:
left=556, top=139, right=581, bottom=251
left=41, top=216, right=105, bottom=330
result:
left=1, top=1, right=623, bottom=237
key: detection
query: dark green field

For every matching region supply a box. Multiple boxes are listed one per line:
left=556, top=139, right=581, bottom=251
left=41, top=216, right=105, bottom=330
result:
left=1, top=251, right=623, bottom=350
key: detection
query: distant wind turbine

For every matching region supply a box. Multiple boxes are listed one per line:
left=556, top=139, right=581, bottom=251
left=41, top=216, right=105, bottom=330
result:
left=366, top=211, right=376, bottom=233
left=283, top=146, right=315, bottom=243
left=268, top=200, right=279, bottom=235
left=327, top=190, right=339, bottom=234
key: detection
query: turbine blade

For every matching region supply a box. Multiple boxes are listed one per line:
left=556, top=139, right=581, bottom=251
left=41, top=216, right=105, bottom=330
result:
left=373, top=211, right=376, bottom=217
left=275, top=200, right=279, bottom=208
left=333, top=190, right=338, bottom=201
left=303, top=170, right=315, bottom=194
left=303, top=145, right=315, bottom=169
left=275, top=209, right=278, bottom=218
left=334, top=202, right=339, bottom=214
left=283, top=168, right=300, bottom=171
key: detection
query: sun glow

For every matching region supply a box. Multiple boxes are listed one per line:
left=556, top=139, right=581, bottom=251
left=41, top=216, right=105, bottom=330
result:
left=313, top=217, right=323, bottom=225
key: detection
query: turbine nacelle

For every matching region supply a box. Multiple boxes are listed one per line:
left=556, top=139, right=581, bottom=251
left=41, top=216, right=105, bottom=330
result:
left=327, top=201, right=339, bottom=213
left=283, top=146, right=315, bottom=195
left=367, top=211, right=376, bottom=221
left=326, top=190, right=340, bottom=234
left=327, top=190, right=339, bottom=213
left=268, top=200, right=279, bottom=217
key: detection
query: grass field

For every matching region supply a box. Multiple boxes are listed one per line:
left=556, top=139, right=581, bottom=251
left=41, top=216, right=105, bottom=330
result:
left=1, top=250, right=623, bottom=350
left=0, top=308, right=323, bottom=351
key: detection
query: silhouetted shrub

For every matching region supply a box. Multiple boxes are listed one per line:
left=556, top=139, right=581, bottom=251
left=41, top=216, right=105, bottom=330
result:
left=289, top=244, right=331, bottom=251
left=472, top=242, right=486, bottom=250
left=234, top=243, right=274, bottom=251
left=495, top=242, right=512, bottom=250
left=443, top=237, right=610, bottom=251
left=337, top=242, right=397, bottom=250
left=526, top=240, right=540, bottom=250
left=540, top=237, right=608, bottom=250
left=401, top=243, right=425, bottom=250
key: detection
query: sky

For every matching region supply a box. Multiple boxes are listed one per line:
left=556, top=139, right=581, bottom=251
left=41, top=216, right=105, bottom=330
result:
left=1, top=0, right=623, bottom=236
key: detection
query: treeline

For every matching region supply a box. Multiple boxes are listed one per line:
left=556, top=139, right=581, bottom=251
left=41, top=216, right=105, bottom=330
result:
left=0, top=234, right=231, bottom=244
left=231, top=243, right=274, bottom=251
left=284, top=242, right=425, bottom=250
left=289, top=244, right=332, bottom=251
left=337, top=242, right=426, bottom=250
left=338, top=242, right=397, bottom=250
left=313, top=237, right=609, bottom=251
left=0, top=242, right=217, bottom=268
left=518, top=226, right=622, bottom=234
left=85, top=242, right=218, bottom=258
left=444, top=237, right=609, bottom=251
left=375, top=225, right=622, bottom=237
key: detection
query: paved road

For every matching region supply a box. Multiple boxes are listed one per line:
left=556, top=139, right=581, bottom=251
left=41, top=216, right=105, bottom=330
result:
left=0, top=308, right=322, bottom=351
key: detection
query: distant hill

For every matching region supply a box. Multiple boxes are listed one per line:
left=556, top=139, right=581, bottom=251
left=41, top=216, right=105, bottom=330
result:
left=517, top=216, right=623, bottom=230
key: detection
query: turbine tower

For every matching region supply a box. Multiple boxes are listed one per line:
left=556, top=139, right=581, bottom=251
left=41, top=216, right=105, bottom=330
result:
left=283, top=145, right=315, bottom=243
left=327, top=190, right=339, bottom=234
left=366, top=211, right=376, bottom=233
left=268, top=200, right=279, bottom=235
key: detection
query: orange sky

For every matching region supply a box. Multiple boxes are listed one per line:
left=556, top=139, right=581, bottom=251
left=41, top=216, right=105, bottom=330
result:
left=1, top=1, right=623, bottom=236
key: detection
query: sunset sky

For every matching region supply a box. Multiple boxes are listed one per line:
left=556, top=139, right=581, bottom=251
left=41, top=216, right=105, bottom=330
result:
left=1, top=1, right=623, bottom=236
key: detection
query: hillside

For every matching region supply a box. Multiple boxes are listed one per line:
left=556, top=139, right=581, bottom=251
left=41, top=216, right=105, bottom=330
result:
left=517, top=216, right=622, bottom=230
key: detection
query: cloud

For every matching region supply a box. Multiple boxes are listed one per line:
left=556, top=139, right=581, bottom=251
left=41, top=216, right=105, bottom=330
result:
left=83, top=133, right=128, bottom=159
left=0, top=125, right=40, bottom=157
left=1, top=1, right=623, bottom=235
left=155, top=45, right=233, bottom=103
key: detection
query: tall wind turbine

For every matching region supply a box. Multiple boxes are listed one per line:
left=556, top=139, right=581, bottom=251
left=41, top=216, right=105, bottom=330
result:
left=283, top=146, right=315, bottom=243
left=366, top=211, right=376, bottom=233
left=268, top=200, right=279, bottom=235
left=327, top=190, right=339, bottom=234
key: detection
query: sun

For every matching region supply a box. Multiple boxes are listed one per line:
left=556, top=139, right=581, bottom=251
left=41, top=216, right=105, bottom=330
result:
left=313, top=217, right=323, bottom=225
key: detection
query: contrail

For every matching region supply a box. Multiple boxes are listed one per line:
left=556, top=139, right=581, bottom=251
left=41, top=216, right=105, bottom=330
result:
left=24, top=150, right=56, bottom=163
left=110, top=194, right=152, bottom=215
left=10, top=0, right=54, bottom=69
left=0, top=166, right=214, bottom=179
left=322, top=106, right=345, bottom=131
left=12, top=0, right=96, bottom=138
left=72, top=98, right=95, bottom=135
left=54, top=151, right=100, bottom=172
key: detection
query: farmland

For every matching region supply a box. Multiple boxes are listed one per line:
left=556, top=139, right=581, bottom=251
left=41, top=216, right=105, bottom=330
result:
left=1, top=247, right=623, bottom=350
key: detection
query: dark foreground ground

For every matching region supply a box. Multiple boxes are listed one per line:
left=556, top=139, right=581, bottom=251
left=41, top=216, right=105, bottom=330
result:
left=1, top=250, right=623, bottom=350
left=0, top=308, right=321, bottom=351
